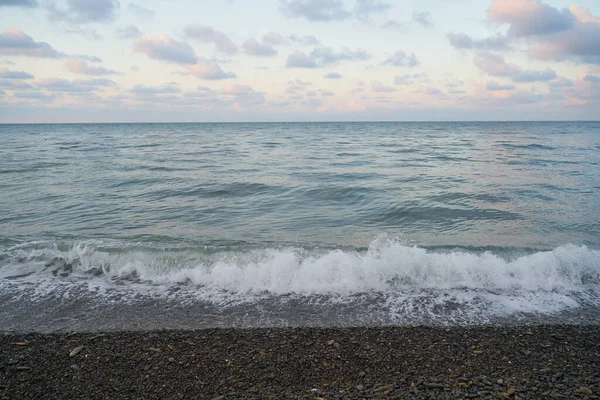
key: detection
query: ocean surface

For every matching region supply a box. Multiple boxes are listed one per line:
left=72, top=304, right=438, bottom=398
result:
left=1, top=121, right=599, bottom=332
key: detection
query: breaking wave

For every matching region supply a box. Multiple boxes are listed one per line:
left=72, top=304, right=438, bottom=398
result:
left=2, top=235, right=599, bottom=296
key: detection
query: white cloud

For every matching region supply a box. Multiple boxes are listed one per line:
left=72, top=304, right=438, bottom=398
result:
left=47, top=0, right=119, bottom=23
left=286, top=50, right=317, bottom=68
left=287, top=47, right=370, bottom=68
left=263, top=32, right=321, bottom=47
left=0, top=78, right=34, bottom=89
left=371, top=81, right=395, bottom=92
left=242, top=39, right=277, bottom=57
left=14, top=91, right=56, bottom=101
left=381, top=51, right=419, bottom=67
left=65, top=59, right=116, bottom=76
left=474, top=52, right=557, bottom=82
left=35, top=77, right=114, bottom=92
left=279, top=0, right=350, bottom=21
left=116, top=26, right=143, bottom=40
left=412, top=11, right=433, bottom=27
left=324, top=72, right=342, bottom=79
left=262, top=32, right=288, bottom=46
left=488, top=0, right=574, bottom=37
left=184, top=25, right=238, bottom=54
left=185, top=57, right=237, bottom=80
left=0, top=68, right=33, bottom=79
left=0, top=29, right=64, bottom=58
left=134, top=34, right=197, bottom=64
left=131, top=83, right=181, bottom=96
left=447, top=32, right=510, bottom=51
left=486, top=81, right=516, bottom=91
left=288, top=34, right=320, bottom=46
left=487, top=0, right=600, bottom=64
left=394, top=73, right=427, bottom=85
left=355, top=0, right=391, bottom=22
left=382, top=20, right=406, bottom=31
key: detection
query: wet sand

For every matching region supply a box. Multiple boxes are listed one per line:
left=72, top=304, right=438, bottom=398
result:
left=1, top=325, right=599, bottom=399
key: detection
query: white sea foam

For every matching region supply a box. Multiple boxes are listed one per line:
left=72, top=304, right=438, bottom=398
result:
left=1, top=236, right=599, bottom=296
left=1, top=236, right=600, bottom=326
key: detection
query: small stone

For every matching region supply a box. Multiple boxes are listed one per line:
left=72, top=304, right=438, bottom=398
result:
left=472, top=350, right=484, bottom=355
left=356, top=384, right=365, bottom=391
left=458, top=382, right=469, bottom=389
left=16, top=366, right=31, bottom=371
left=578, top=387, right=593, bottom=395
left=69, top=346, right=84, bottom=357
left=327, top=340, right=335, bottom=345
left=168, top=357, right=175, bottom=363
left=70, top=364, right=80, bottom=371
left=358, top=371, right=366, bottom=377
left=377, top=385, right=393, bottom=392
left=211, top=396, right=225, bottom=400
left=333, top=342, right=340, bottom=348
left=507, top=387, right=516, bottom=396
left=497, top=379, right=504, bottom=385
left=7, top=359, right=18, bottom=365
left=149, top=347, right=161, bottom=352
left=427, top=383, right=445, bottom=390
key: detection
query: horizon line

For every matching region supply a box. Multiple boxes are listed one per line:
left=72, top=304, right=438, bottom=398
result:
left=1, top=120, right=599, bottom=125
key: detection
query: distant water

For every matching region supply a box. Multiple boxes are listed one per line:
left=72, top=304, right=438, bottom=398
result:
left=1, top=122, right=599, bottom=332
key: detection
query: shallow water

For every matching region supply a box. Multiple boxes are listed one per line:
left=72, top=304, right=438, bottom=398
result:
left=1, top=122, right=599, bottom=331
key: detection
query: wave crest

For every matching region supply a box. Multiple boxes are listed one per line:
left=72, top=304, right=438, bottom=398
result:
left=2, top=236, right=599, bottom=296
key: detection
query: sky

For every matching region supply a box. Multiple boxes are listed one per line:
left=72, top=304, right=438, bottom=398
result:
left=0, top=0, right=599, bottom=122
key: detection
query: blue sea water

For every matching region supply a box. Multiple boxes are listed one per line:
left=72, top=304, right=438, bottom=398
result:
left=0, top=121, right=599, bottom=331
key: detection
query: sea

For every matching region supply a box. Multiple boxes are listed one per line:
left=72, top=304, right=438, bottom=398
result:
left=1, top=121, right=599, bottom=332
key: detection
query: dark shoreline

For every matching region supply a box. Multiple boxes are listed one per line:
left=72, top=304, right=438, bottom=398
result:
left=1, top=325, right=599, bottom=399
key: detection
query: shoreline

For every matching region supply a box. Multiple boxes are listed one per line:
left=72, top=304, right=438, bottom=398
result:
left=1, top=324, right=599, bottom=399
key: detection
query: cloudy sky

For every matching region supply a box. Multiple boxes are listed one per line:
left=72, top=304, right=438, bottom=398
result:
left=1, top=0, right=599, bottom=122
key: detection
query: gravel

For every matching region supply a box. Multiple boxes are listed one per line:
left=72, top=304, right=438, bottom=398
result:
left=1, top=325, right=599, bottom=399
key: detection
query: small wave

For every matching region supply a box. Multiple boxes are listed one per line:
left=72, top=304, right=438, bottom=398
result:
left=498, top=143, right=556, bottom=151
left=0, top=162, right=67, bottom=174
left=370, top=205, right=521, bottom=225
left=148, top=182, right=285, bottom=199
left=1, top=236, right=599, bottom=325
left=298, top=186, right=375, bottom=203
left=1, top=236, right=598, bottom=295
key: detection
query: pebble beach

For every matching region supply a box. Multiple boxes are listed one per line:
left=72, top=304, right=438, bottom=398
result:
left=1, top=325, right=599, bottom=399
